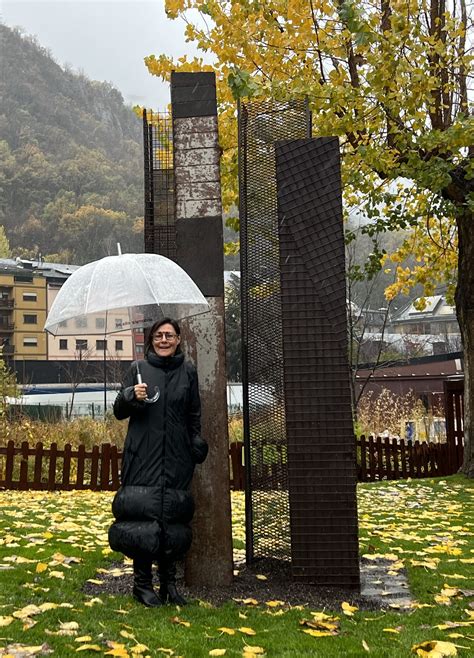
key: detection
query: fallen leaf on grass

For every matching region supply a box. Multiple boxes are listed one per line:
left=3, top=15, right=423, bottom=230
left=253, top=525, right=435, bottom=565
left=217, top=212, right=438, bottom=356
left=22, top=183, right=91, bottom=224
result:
left=86, top=579, right=103, bottom=585
left=104, top=643, right=129, bottom=657
left=302, top=629, right=335, bottom=637
left=35, top=563, right=48, bottom=573
left=217, top=627, right=235, bottom=635
left=362, top=640, right=370, bottom=652
left=156, top=649, right=174, bottom=655
left=341, top=602, right=358, bottom=616
left=411, top=640, right=458, bottom=656
left=265, top=600, right=284, bottom=607
left=300, top=619, right=339, bottom=633
left=239, top=627, right=257, bottom=636
left=76, top=646, right=102, bottom=653
left=12, top=604, right=42, bottom=619
left=169, top=616, right=191, bottom=628
left=383, top=628, right=401, bottom=634
left=411, top=559, right=440, bottom=570
left=209, top=651, right=227, bottom=656
left=0, top=643, right=53, bottom=656
left=130, top=645, right=149, bottom=655
left=242, top=647, right=265, bottom=655
left=120, top=630, right=136, bottom=640
left=49, top=570, right=64, bottom=580
left=84, top=597, right=104, bottom=607
left=75, top=636, right=93, bottom=643
left=0, top=615, right=14, bottom=626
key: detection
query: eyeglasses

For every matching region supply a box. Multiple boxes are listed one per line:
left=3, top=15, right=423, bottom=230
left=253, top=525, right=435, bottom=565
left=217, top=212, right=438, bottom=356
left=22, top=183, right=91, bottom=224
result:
left=153, top=332, right=178, bottom=341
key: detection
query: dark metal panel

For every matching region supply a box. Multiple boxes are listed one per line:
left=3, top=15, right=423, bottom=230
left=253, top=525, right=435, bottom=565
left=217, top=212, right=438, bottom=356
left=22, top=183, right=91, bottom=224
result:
left=176, top=216, right=223, bottom=296
left=276, top=138, right=359, bottom=589
left=171, top=72, right=217, bottom=118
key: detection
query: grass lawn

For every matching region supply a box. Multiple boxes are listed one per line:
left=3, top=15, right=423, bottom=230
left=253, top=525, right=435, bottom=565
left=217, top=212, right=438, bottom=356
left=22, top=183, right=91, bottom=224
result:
left=0, top=475, right=473, bottom=657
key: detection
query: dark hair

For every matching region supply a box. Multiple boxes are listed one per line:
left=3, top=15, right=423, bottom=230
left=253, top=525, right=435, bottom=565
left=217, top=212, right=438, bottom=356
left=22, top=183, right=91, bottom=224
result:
left=144, top=317, right=181, bottom=355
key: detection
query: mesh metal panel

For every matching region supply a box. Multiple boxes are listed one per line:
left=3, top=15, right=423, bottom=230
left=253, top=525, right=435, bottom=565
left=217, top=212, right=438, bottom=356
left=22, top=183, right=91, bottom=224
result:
left=238, top=99, right=310, bottom=562
left=143, top=111, right=176, bottom=259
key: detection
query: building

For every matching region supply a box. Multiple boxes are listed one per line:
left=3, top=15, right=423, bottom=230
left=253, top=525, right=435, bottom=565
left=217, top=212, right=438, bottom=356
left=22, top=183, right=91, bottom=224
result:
left=0, top=258, right=141, bottom=368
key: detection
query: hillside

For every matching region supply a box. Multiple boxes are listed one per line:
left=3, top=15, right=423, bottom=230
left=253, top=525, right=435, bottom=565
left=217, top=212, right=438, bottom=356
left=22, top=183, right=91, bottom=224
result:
left=0, top=24, right=144, bottom=263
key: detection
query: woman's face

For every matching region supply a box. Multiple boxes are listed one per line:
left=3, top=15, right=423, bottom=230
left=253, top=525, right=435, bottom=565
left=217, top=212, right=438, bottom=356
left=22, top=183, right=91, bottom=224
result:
left=152, top=322, right=181, bottom=357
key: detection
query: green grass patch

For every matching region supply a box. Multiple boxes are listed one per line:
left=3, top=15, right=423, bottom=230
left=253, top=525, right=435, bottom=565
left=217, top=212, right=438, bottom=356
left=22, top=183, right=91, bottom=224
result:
left=0, top=476, right=473, bottom=657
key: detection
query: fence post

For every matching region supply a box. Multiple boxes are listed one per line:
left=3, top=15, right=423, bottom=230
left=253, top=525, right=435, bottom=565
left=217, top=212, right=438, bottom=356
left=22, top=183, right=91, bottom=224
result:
left=19, top=441, right=29, bottom=490
left=359, top=436, right=366, bottom=482
left=5, top=440, right=15, bottom=488
left=48, top=443, right=58, bottom=489
left=33, top=441, right=44, bottom=489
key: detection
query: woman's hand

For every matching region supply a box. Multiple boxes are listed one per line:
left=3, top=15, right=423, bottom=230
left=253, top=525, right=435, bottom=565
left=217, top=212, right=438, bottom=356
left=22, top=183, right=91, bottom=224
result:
left=134, top=383, right=148, bottom=401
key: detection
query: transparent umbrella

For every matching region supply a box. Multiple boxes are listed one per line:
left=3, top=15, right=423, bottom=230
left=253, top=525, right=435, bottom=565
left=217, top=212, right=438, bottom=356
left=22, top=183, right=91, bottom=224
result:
left=44, top=252, right=209, bottom=336
left=44, top=252, right=209, bottom=412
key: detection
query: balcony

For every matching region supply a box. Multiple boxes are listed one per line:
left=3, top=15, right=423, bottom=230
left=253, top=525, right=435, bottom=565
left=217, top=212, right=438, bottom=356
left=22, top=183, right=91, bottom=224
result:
left=0, top=344, right=14, bottom=355
left=0, top=320, right=14, bottom=331
left=0, top=298, right=14, bottom=309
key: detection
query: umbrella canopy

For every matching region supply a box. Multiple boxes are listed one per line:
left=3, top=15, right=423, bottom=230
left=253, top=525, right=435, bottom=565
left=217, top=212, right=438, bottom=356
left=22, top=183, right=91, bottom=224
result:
left=44, top=253, right=209, bottom=336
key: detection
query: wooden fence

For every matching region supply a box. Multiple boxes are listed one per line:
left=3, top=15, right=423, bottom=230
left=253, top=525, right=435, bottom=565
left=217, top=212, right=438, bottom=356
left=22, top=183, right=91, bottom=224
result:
left=0, top=433, right=463, bottom=492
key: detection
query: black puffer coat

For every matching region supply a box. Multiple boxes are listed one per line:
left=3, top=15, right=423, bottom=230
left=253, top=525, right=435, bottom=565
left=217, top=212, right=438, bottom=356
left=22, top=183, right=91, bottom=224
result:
left=108, top=351, right=208, bottom=561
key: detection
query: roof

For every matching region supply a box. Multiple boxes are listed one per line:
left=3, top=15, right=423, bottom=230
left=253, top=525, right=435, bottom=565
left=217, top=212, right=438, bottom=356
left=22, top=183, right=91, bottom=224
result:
left=391, top=295, right=456, bottom=323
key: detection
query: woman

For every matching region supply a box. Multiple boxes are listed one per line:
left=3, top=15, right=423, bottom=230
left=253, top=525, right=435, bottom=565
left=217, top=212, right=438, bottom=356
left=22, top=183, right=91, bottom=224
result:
left=108, top=318, right=208, bottom=607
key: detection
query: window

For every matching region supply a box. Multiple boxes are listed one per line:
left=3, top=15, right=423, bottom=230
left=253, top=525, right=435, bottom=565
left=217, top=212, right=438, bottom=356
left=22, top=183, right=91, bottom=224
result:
left=96, top=340, right=107, bottom=350
left=136, top=345, right=144, bottom=354
left=115, top=318, right=123, bottom=329
left=76, top=339, right=88, bottom=351
left=23, top=314, right=37, bottom=324
left=23, top=293, right=37, bottom=302
left=95, top=317, right=106, bottom=329
left=59, top=339, right=68, bottom=350
left=75, top=316, right=87, bottom=328
left=115, top=340, right=123, bottom=351
left=23, top=337, right=38, bottom=347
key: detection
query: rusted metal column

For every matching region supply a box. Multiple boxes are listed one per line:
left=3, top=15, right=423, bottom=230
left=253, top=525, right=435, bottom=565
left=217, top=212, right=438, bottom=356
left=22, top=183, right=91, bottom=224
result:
left=171, top=71, right=233, bottom=586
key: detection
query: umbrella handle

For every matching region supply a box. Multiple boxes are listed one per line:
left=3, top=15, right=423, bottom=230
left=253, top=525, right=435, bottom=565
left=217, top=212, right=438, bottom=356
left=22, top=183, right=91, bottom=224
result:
left=135, top=362, right=160, bottom=404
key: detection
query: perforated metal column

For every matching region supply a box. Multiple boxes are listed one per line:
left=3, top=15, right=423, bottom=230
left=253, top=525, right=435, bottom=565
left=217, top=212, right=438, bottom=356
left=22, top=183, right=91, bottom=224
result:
left=238, top=100, right=310, bottom=562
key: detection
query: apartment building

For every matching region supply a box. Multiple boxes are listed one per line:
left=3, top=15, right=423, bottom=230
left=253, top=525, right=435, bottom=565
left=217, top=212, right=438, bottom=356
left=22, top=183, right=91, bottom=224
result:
left=0, top=258, right=139, bottom=363
left=0, top=263, right=47, bottom=360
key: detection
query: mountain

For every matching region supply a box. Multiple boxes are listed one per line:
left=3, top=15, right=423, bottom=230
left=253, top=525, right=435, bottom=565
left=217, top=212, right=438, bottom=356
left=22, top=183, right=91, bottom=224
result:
left=0, top=24, right=144, bottom=263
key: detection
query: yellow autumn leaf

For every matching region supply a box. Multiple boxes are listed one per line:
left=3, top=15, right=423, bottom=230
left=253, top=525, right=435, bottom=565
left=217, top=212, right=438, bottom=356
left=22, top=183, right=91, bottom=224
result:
left=12, top=604, right=42, bottom=619
left=169, top=616, right=191, bottom=627
left=38, top=603, right=58, bottom=612
left=411, top=640, right=458, bottom=656
left=242, top=598, right=259, bottom=606
left=76, top=645, right=102, bottom=652
left=383, top=628, right=401, bottom=633
left=0, top=615, right=14, bottom=626
left=60, top=621, right=79, bottom=631
left=75, top=636, right=93, bottom=642
left=362, top=639, right=370, bottom=652
left=49, top=570, right=65, bottom=579
left=86, top=579, right=103, bottom=585
left=341, top=602, right=359, bottom=616
left=239, top=627, right=257, bottom=636
left=209, top=650, right=226, bottom=656
left=120, top=630, right=136, bottom=640
left=302, top=629, right=334, bottom=637
left=265, top=600, right=284, bottom=607
left=242, top=647, right=265, bottom=655
left=255, top=574, right=267, bottom=580
left=217, top=627, right=236, bottom=635
left=131, top=645, right=149, bottom=655
left=36, top=562, right=48, bottom=573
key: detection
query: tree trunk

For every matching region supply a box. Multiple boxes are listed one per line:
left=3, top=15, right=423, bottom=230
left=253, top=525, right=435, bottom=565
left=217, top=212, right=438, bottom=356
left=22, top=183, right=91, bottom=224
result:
left=455, top=209, right=474, bottom=477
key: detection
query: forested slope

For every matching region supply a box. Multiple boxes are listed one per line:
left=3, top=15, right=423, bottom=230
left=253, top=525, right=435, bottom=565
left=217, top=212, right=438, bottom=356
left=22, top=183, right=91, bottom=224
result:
left=0, top=24, right=144, bottom=263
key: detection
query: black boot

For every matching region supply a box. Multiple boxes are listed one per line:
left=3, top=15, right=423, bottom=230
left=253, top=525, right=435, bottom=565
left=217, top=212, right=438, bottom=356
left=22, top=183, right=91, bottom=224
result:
left=133, top=556, right=162, bottom=607
left=159, top=559, right=187, bottom=606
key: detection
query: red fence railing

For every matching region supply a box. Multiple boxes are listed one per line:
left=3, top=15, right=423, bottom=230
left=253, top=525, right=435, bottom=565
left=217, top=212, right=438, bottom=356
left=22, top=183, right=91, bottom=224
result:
left=0, top=434, right=463, bottom=492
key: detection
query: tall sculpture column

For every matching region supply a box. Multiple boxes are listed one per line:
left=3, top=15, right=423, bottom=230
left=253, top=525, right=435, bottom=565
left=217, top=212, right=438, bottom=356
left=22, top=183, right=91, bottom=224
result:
left=170, top=71, right=233, bottom=586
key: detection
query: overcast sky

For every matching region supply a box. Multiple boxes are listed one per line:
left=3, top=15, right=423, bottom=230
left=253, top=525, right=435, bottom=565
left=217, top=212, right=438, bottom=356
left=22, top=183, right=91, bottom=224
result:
left=2, top=0, right=207, bottom=109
